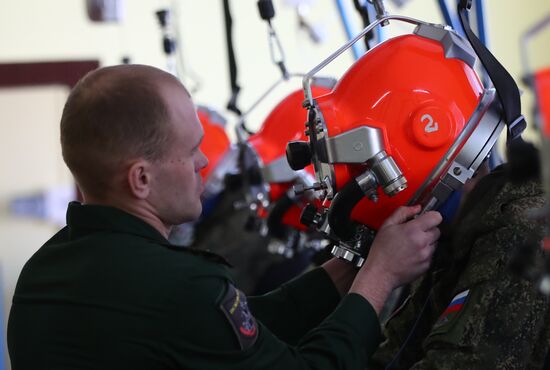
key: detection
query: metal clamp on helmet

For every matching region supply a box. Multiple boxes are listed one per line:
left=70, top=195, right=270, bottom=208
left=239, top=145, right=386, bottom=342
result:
left=299, top=201, right=375, bottom=267
left=330, top=224, right=376, bottom=267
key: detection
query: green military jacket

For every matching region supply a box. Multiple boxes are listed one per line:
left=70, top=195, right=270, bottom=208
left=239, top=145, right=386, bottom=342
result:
left=8, top=202, right=381, bottom=370
left=369, top=167, right=550, bottom=369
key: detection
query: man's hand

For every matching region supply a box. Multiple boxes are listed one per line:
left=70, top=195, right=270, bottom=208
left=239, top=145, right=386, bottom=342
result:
left=350, top=205, right=442, bottom=314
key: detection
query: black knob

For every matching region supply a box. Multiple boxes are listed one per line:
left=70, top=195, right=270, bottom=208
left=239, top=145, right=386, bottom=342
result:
left=300, top=203, right=318, bottom=227
left=286, top=141, right=312, bottom=171
left=257, top=0, right=275, bottom=21
left=163, top=37, right=175, bottom=55
left=155, top=9, right=169, bottom=27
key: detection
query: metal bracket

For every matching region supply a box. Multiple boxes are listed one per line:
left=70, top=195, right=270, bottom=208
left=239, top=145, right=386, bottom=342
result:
left=413, top=23, right=477, bottom=68
left=319, top=126, right=384, bottom=164
left=411, top=88, right=506, bottom=211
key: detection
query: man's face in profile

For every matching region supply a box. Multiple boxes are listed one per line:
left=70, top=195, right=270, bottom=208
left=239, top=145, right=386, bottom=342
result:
left=147, top=81, right=209, bottom=226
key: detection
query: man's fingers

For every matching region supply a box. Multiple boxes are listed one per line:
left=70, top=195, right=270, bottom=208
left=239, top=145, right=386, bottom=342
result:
left=383, top=205, right=421, bottom=227
left=417, top=243, right=437, bottom=273
left=423, top=227, right=441, bottom=245
left=410, top=211, right=443, bottom=231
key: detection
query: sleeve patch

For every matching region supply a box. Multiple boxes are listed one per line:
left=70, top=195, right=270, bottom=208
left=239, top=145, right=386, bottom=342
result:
left=219, top=282, right=258, bottom=350
left=433, top=289, right=470, bottom=329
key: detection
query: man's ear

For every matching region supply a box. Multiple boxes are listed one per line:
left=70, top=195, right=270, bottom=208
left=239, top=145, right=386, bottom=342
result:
left=127, top=160, right=152, bottom=199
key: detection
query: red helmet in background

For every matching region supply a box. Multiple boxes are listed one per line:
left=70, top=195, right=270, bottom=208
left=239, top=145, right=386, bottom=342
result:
left=521, top=14, right=550, bottom=137
left=520, top=14, right=550, bottom=286
left=534, top=68, right=550, bottom=137
left=531, top=67, right=550, bottom=288
left=195, top=105, right=237, bottom=204
left=287, top=18, right=511, bottom=265
left=247, top=84, right=332, bottom=231
left=197, top=106, right=231, bottom=182
left=521, top=14, right=550, bottom=267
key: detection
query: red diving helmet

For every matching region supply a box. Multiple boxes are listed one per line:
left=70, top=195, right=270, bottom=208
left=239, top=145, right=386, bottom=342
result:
left=195, top=105, right=234, bottom=202
left=521, top=14, right=550, bottom=137
left=235, top=79, right=334, bottom=256
left=247, top=84, right=332, bottom=229
left=197, top=106, right=231, bottom=182
left=533, top=68, right=550, bottom=137
left=521, top=14, right=550, bottom=267
left=287, top=6, right=526, bottom=266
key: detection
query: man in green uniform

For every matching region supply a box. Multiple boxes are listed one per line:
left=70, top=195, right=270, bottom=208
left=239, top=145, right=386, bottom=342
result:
left=367, top=147, right=550, bottom=369
left=7, top=64, right=442, bottom=370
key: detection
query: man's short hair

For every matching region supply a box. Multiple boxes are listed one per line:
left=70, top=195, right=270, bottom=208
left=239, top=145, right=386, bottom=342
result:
left=60, top=65, right=187, bottom=198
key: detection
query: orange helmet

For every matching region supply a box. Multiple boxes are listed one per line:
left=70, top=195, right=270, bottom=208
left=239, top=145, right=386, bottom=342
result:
left=287, top=12, right=525, bottom=265
left=534, top=68, right=550, bottom=137
left=291, top=27, right=485, bottom=230
left=197, top=105, right=231, bottom=182
left=521, top=14, right=550, bottom=137
left=195, top=105, right=239, bottom=207
left=247, top=84, right=332, bottom=230
left=235, top=80, right=334, bottom=257
left=521, top=14, right=550, bottom=269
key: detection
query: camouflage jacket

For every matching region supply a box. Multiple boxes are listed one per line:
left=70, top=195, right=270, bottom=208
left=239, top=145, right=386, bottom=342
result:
left=368, top=166, right=550, bottom=370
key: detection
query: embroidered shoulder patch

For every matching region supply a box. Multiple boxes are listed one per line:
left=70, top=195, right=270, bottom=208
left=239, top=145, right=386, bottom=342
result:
left=219, top=283, right=258, bottom=350
left=434, top=289, right=470, bottom=328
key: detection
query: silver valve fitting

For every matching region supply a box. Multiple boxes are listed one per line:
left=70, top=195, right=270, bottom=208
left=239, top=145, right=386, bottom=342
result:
left=368, top=151, right=408, bottom=196
left=355, top=151, right=408, bottom=201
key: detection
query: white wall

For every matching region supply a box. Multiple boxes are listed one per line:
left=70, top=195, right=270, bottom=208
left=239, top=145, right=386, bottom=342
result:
left=0, top=86, right=71, bottom=368
left=0, top=0, right=548, bottom=368
left=1, top=1, right=548, bottom=132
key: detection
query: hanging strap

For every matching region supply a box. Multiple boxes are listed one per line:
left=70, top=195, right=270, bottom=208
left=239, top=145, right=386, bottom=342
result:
left=352, top=0, right=374, bottom=50
left=223, top=0, right=242, bottom=116
left=458, top=0, right=525, bottom=144
left=257, top=0, right=289, bottom=79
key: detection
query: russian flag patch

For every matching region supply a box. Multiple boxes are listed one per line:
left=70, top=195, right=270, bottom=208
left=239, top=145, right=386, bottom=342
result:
left=435, top=289, right=470, bottom=328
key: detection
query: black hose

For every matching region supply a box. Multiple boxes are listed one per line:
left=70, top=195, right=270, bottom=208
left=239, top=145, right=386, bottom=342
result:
left=327, top=179, right=365, bottom=241
left=266, top=193, right=295, bottom=239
